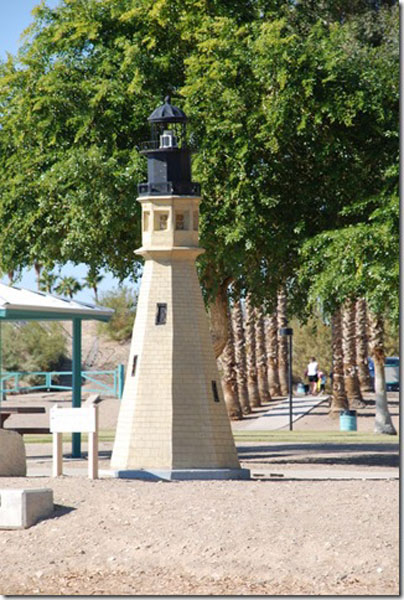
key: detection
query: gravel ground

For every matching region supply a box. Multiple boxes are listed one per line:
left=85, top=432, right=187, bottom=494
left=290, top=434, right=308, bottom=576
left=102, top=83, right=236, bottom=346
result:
left=0, top=476, right=399, bottom=596
left=0, top=391, right=399, bottom=596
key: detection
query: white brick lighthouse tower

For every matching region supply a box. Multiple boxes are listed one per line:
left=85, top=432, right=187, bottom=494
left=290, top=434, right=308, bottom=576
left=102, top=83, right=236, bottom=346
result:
left=109, top=97, right=249, bottom=480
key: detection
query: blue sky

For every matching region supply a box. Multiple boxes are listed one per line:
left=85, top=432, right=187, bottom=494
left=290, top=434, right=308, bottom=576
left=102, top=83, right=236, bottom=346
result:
left=0, top=0, right=136, bottom=303
left=1, top=0, right=60, bottom=59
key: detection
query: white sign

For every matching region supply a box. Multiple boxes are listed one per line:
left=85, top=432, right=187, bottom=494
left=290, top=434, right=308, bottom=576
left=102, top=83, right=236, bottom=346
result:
left=50, top=406, right=96, bottom=433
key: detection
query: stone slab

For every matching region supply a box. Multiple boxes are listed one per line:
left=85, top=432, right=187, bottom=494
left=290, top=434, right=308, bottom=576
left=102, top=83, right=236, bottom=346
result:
left=0, top=430, right=26, bottom=476
left=0, top=488, right=54, bottom=529
left=100, top=468, right=251, bottom=481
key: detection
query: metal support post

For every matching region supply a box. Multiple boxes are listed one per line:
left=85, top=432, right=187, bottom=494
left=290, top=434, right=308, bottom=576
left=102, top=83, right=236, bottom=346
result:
left=117, top=364, right=125, bottom=399
left=288, top=334, right=293, bottom=431
left=72, top=318, right=82, bottom=458
left=0, top=320, right=2, bottom=407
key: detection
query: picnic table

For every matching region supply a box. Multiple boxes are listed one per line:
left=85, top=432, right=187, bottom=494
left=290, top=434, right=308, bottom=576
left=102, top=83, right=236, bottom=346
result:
left=0, top=406, right=48, bottom=435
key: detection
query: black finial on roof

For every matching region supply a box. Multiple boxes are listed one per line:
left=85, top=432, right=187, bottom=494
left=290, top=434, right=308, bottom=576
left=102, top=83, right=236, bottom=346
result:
left=148, top=96, right=187, bottom=123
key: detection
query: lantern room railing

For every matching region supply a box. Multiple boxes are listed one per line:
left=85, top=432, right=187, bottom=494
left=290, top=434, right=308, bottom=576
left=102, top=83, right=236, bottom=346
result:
left=138, top=181, right=201, bottom=196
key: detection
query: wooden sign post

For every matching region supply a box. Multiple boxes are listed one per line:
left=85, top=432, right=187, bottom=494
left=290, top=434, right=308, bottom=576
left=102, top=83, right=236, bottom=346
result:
left=50, top=405, right=99, bottom=479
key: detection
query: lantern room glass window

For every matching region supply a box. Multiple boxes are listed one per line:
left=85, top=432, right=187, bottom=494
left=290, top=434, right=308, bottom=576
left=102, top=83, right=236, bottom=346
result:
left=175, top=211, right=190, bottom=230
left=154, top=211, right=169, bottom=231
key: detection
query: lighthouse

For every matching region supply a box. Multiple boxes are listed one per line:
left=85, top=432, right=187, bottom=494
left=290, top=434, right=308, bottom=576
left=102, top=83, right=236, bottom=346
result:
left=109, top=97, right=249, bottom=480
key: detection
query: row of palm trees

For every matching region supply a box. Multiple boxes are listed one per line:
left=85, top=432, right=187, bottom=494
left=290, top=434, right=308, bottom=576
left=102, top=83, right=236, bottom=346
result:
left=219, top=289, right=289, bottom=420
left=218, top=290, right=396, bottom=434
left=6, top=264, right=104, bottom=302
left=330, top=299, right=395, bottom=434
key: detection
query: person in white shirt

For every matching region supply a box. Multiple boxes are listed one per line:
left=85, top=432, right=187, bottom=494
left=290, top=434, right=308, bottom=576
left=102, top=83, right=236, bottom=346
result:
left=306, top=357, right=319, bottom=395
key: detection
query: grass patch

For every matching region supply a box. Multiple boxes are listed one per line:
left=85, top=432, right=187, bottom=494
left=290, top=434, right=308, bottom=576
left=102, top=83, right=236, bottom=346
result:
left=23, top=429, right=399, bottom=445
left=23, top=430, right=116, bottom=444
left=233, top=430, right=399, bottom=444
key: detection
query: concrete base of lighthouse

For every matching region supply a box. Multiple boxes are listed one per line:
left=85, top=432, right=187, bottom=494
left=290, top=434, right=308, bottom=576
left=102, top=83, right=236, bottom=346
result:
left=100, top=467, right=250, bottom=481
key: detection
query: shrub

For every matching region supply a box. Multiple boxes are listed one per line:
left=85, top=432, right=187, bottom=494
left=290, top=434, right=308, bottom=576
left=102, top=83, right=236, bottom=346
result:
left=1, top=322, right=67, bottom=383
left=97, top=286, right=137, bottom=342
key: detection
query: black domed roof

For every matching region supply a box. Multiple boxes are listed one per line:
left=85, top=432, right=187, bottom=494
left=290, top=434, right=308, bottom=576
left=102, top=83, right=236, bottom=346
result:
left=148, top=96, right=187, bottom=123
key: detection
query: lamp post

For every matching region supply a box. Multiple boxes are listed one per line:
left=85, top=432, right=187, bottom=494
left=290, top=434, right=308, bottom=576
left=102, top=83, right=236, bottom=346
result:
left=279, top=326, right=293, bottom=430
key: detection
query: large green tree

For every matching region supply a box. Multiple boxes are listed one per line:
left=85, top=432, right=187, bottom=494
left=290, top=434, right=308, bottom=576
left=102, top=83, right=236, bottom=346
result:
left=0, top=0, right=398, bottom=354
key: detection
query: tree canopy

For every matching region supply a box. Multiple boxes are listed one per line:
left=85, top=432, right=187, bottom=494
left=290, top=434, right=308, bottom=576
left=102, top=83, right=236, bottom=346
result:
left=0, top=0, right=398, bottom=318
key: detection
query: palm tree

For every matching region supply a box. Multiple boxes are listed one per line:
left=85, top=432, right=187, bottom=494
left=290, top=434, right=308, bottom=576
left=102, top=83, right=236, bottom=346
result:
left=245, top=294, right=261, bottom=407
left=277, top=288, right=289, bottom=395
left=368, top=312, right=396, bottom=434
left=219, top=300, right=242, bottom=420
left=33, top=262, right=42, bottom=290
left=255, top=305, right=271, bottom=403
left=231, top=298, right=251, bottom=415
left=341, top=300, right=364, bottom=408
left=355, top=298, right=373, bottom=392
left=39, top=270, right=58, bottom=294
left=330, top=308, right=349, bottom=416
left=84, top=270, right=104, bottom=303
left=55, top=276, right=82, bottom=299
left=265, top=311, right=281, bottom=397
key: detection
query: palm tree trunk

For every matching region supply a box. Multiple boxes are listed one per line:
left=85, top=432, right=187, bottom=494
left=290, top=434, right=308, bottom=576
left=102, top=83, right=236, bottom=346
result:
left=355, top=298, right=373, bottom=393
left=255, top=306, right=271, bottom=403
left=245, top=295, right=261, bottom=407
left=208, top=278, right=232, bottom=359
left=277, top=288, right=289, bottom=395
left=34, top=262, right=42, bottom=290
left=232, top=299, right=251, bottom=415
left=368, top=312, right=396, bottom=435
left=330, top=309, right=348, bottom=416
left=266, top=311, right=281, bottom=397
left=219, top=300, right=242, bottom=420
left=341, top=300, right=364, bottom=409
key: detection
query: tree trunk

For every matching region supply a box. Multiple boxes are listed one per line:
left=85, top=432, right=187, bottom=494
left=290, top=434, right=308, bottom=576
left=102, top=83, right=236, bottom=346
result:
left=245, top=295, right=261, bottom=407
left=330, top=309, right=349, bottom=417
left=207, top=279, right=232, bottom=359
left=232, top=299, right=251, bottom=415
left=265, top=311, right=281, bottom=397
left=34, top=262, right=42, bottom=290
left=219, top=300, right=242, bottom=420
left=277, top=288, right=289, bottom=395
left=355, top=298, right=373, bottom=393
left=341, top=300, right=365, bottom=409
left=368, top=312, right=396, bottom=435
left=255, top=306, right=271, bottom=403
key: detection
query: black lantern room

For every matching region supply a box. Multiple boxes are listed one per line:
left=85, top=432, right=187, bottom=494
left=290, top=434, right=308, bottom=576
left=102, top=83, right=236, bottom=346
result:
left=138, top=96, right=200, bottom=197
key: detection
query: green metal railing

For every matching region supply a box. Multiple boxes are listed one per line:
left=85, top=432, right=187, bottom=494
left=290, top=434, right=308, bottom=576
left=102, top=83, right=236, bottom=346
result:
left=0, top=364, right=124, bottom=400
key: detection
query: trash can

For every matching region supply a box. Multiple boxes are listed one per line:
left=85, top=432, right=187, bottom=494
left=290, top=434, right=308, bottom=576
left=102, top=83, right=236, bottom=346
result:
left=340, top=409, right=357, bottom=432
left=297, top=383, right=306, bottom=395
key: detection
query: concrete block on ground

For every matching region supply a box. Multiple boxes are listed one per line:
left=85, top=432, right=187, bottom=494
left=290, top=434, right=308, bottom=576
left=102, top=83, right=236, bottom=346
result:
left=0, top=488, right=54, bottom=529
left=0, top=430, right=26, bottom=476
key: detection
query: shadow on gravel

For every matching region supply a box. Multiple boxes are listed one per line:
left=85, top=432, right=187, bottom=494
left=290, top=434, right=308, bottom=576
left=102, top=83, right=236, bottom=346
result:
left=237, top=444, right=399, bottom=468
left=251, top=454, right=399, bottom=468
left=237, top=443, right=399, bottom=454
left=33, top=504, right=76, bottom=526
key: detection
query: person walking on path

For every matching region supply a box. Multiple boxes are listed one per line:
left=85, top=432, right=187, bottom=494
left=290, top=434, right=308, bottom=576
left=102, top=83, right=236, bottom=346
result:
left=306, top=357, right=319, bottom=395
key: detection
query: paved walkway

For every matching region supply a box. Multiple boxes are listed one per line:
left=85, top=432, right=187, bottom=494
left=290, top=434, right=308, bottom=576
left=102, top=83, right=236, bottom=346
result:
left=243, top=395, right=328, bottom=431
